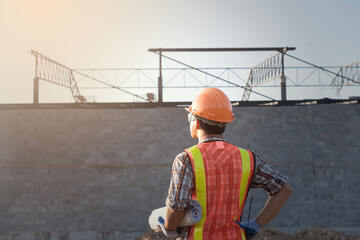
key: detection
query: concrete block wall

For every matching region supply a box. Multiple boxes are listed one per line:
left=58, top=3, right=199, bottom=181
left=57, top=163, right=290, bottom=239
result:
left=0, top=104, right=359, bottom=239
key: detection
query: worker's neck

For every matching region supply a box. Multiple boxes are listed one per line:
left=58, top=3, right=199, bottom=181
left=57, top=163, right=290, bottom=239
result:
left=197, top=130, right=223, bottom=143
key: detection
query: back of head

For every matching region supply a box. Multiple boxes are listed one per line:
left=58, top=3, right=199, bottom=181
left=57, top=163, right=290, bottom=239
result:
left=186, top=88, right=234, bottom=134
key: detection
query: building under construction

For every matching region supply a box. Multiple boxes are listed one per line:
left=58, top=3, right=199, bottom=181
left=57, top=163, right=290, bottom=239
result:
left=0, top=48, right=359, bottom=239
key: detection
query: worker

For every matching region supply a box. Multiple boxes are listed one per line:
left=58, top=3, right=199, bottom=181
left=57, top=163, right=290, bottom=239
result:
left=157, top=87, right=292, bottom=239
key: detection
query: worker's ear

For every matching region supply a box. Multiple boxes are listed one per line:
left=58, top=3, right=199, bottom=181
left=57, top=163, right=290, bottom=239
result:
left=195, top=119, right=201, bottom=129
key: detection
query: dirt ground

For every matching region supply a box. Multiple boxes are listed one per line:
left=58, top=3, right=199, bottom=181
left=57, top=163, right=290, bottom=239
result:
left=135, top=228, right=360, bottom=240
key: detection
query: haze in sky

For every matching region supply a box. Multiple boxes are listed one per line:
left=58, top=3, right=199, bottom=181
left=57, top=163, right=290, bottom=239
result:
left=0, top=0, right=359, bottom=103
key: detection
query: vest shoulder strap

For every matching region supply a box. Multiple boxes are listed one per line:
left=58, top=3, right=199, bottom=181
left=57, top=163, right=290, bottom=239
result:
left=186, top=145, right=207, bottom=240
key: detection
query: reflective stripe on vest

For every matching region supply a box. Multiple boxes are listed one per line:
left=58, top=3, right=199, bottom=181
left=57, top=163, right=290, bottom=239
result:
left=236, top=148, right=252, bottom=240
left=188, top=145, right=207, bottom=240
left=234, top=148, right=252, bottom=222
left=187, top=145, right=253, bottom=240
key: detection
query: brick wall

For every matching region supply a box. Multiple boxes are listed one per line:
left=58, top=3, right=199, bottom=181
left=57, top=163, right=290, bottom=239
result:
left=0, top=104, right=359, bottom=239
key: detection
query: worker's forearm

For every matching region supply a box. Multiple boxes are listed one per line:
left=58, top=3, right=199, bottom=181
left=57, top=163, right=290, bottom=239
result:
left=255, top=182, right=293, bottom=227
left=165, top=207, right=186, bottom=231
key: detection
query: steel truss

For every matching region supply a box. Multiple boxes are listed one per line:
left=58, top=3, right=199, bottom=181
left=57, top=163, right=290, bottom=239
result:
left=31, top=49, right=85, bottom=103
left=242, top=51, right=284, bottom=101
left=331, top=61, right=360, bottom=93
left=148, top=47, right=295, bottom=102
left=30, top=48, right=359, bottom=103
left=74, top=66, right=354, bottom=99
left=30, top=50, right=149, bottom=103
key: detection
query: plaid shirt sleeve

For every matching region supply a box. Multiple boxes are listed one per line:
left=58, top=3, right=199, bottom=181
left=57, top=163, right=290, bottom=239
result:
left=166, top=151, right=194, bottom=211
left=250, top=152, right=288, bottom=195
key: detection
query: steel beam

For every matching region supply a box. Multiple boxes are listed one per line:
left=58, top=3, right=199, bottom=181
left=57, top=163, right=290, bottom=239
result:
left=148, top=47, right=296, bottom=52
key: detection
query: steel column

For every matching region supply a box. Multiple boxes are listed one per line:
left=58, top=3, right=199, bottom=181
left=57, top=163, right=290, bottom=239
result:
left=281, top=52, right=287, bottom=101
left=33, top=54, right=39, bottom=104
left=158, top=49, right=163, bottom=105
left=33, top=77, right=39, bottom=104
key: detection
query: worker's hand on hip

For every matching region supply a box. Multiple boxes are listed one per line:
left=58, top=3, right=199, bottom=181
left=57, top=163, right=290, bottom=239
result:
left=157, top=216, right=180, bottom=237
left=238, top=218, right=262, bottom=239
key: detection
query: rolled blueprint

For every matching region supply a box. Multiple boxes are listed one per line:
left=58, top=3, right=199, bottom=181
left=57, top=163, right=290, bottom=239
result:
left=149, top=200, right=202, bottom=231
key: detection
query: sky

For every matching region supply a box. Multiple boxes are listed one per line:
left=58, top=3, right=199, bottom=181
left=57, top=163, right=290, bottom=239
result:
left=0, top=0, right=359, bottom=103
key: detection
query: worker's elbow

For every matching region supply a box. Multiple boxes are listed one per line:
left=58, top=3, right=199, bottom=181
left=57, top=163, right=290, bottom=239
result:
left=282, top=182, right=293, bottom=197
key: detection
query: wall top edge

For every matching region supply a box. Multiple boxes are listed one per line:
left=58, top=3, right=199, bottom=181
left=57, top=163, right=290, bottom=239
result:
left=0, top=99, right=358, bottom=110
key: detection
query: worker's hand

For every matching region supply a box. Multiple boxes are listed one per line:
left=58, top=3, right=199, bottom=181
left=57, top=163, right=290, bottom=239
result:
left=157, top=216, right=180, bottom=237
left=238, top=218, right=262, bottom=239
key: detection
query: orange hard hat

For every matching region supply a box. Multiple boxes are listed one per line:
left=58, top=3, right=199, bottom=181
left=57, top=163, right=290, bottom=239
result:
left=186, top=88, right=234, bottom=123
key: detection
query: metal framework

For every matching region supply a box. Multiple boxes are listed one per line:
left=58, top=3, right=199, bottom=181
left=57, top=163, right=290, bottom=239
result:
left=73, top=66, right=360, bottom=101
left=242, top=51, right=285, bottom=101
left=30, top=50, right=150, bottom=104
left=148, top=47, right=296, bottom=102
left=31, top=49, right=84, bottom=103
left=148, top=47, right=296, bottom=52
left=29, top=48, right=359, bottom=104
left=331, top=61, right=360, bottom=93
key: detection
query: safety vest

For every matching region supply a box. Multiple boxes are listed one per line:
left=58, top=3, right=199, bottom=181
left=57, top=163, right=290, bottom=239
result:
left=184, top=141, right=255, bottom=240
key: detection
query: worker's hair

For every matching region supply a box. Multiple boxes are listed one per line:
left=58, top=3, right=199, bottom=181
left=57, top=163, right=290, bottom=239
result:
left=198, top=118, right=226, bottom=135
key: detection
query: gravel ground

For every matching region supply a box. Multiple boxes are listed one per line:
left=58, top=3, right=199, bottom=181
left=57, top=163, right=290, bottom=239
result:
left=135, top=228, right=360, bottom=240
